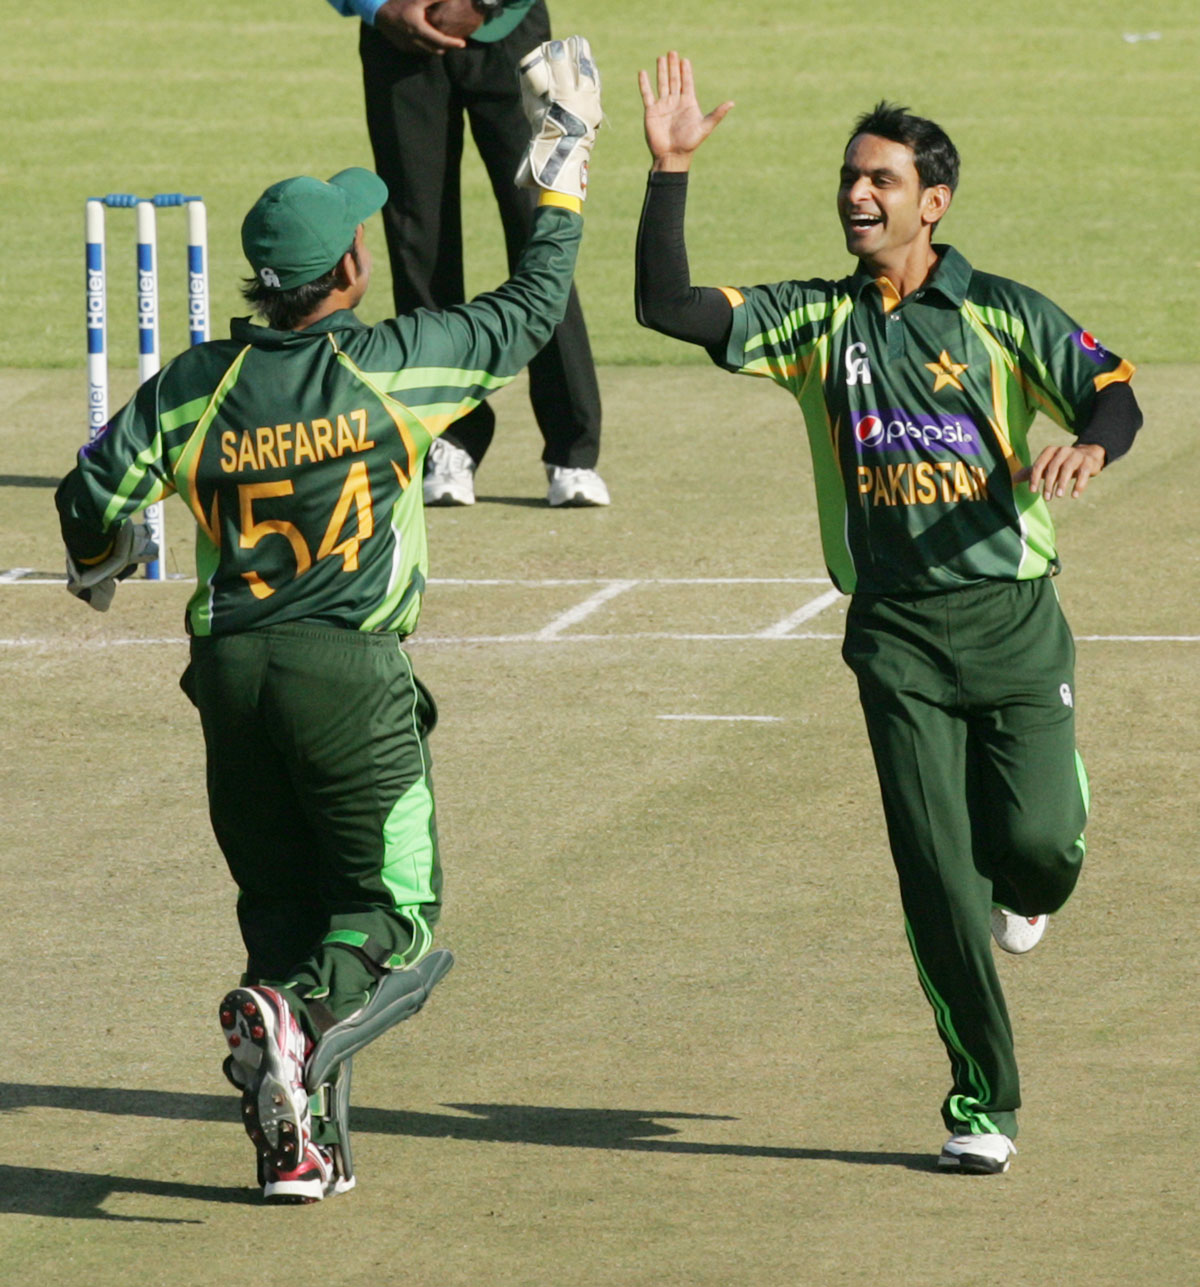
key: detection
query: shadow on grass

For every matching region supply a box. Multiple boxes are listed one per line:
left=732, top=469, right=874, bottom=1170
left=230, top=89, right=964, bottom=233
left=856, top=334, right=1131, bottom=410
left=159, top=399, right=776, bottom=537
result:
left=0, top=1082, right=933, bottom=1216
left=0, top=475, right=59, bottom=488
left=429, top=493, right=549, bottom=509
left=0, top=1165, right=254, bottom=1222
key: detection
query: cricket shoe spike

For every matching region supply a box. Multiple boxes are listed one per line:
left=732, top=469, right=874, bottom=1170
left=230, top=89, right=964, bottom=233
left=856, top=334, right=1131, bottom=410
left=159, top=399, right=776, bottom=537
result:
left=305, top=949, right=454, bottom=1092
left=263, top=1141, right=356, bottom=1204
left=218, top=986, right=312, bottom=1173
left=938, top=1132, right=1017, bottom=1175
left=991, top=905, right=1048, bottom=954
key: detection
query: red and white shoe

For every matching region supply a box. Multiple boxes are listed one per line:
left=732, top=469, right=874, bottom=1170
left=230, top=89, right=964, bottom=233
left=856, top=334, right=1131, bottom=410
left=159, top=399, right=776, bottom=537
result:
left=263, top=1141, right=356, bottom=1204
left=990, top=906, right=1048, bottom=954
left=218, top=986, right=311, bottom=1173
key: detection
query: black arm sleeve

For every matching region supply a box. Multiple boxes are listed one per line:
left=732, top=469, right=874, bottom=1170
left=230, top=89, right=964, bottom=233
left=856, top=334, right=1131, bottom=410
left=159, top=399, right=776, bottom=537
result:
left=635, top=171, right=733, bottom=349
left=1075, top=380, right=1143, bottom=464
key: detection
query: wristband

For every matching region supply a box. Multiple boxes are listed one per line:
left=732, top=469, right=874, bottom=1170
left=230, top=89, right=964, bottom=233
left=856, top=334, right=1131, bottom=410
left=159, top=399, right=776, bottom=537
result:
left=538, top=191, right=583, bottom=214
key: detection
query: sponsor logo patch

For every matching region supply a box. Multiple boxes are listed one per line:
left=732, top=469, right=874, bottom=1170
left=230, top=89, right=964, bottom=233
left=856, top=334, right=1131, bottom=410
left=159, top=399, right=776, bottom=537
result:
left=1070, top=330, right=1109, bottom=364
left=852, top=409, right=982, bottom=456
left=80, top=424, right=112, bottom=458
left=854, top=414, right=884, bottom=447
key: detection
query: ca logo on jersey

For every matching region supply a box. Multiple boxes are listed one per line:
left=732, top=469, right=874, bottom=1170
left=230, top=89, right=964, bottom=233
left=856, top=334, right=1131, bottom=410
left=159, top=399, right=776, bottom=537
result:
left=845, top=341, right=873, bottom=386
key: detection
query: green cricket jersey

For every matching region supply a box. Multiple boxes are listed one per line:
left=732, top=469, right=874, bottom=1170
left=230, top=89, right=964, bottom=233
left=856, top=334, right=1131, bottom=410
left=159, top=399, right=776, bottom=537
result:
left=58, top=204, right=582, bottom=637
left=716, top=245, right=1134, bottom=594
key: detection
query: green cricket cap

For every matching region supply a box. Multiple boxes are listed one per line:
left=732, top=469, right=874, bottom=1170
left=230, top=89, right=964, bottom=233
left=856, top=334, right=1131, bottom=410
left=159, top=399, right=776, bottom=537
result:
left=241, top=167, right=388, bottom=290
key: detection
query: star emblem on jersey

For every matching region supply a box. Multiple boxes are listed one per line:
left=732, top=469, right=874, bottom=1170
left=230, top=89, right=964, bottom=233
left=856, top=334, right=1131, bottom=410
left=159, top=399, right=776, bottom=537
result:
left=925, top=350, right=968, bottom=392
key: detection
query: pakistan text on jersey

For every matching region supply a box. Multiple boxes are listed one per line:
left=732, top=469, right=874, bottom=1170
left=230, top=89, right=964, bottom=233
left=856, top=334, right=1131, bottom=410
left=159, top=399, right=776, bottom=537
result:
left=856, top=461, right=990, bottom=507
left=219, top=411, right=376, bottom=473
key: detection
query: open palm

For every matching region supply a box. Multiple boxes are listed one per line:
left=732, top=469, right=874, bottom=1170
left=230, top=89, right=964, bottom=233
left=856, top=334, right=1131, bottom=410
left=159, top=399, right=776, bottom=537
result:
left=639, top=52, right=733, bottom=165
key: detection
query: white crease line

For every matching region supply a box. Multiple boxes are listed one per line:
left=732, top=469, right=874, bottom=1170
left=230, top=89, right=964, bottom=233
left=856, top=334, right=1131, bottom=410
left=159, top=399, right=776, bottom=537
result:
left=416, top=632, right=847, bottom=643
left=534, top=579, right=639, bottom=640
left=432, top=577, right=832, bottom=592
left=2, top=573, right=832, bottom=588
left=608, top=577, right=830, bottom=585
left=658, top=714, right=783, bottom=722
left=757, top=587, right=844, bottom=637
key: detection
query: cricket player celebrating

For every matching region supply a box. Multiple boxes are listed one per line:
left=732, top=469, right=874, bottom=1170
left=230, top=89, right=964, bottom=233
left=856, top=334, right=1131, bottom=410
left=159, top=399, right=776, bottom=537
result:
left=56, top=36, right=601, bottom=1203
left=635, top=52, right=1142, bottom=1173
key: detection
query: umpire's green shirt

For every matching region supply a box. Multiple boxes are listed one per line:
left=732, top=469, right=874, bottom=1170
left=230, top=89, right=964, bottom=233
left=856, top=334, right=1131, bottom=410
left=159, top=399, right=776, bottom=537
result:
left=57, top=203, right=581, bottom=637
left=715, top=246, right=1134, bottom=594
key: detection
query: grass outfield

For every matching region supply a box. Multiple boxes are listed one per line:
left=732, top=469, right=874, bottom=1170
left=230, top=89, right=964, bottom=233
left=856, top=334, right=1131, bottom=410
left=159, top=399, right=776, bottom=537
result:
left=3, top=0, right=1197, bottom=370
left=1, top=363, right=1198, bottom=1284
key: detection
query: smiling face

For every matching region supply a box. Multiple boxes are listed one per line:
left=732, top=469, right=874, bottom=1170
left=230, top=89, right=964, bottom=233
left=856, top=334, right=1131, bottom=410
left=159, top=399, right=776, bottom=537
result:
left=837, top=133, right=950, bottom=273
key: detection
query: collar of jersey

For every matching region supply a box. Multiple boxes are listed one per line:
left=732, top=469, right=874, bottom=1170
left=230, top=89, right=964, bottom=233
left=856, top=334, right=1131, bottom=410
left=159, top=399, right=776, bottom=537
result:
left=231, top=309, right=369, bottom=346
left=848, top=244, right=972, bottom=309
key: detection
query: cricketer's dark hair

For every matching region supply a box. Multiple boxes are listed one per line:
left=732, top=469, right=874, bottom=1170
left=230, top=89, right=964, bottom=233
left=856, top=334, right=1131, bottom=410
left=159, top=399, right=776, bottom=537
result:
left=847, top=101, right=960, bottom=192
left=240, top=240, right=358, bottom=331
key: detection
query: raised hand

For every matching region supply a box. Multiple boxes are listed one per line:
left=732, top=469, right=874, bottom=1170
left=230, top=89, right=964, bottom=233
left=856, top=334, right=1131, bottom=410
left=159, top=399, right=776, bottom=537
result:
left=638, top=51, right=733, bottom=171
left=515, top=36, right=602, bottom=202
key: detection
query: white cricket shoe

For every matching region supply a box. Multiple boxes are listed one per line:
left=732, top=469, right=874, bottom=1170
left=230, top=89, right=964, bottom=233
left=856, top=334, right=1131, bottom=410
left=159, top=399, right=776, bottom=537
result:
left=424, top=438, right=476, bottom=506
left=938, top=1132, right=1016, bottom=1174
left=546, top=464, right=610, bottom=507
left=218, top=986, right=312, bottom=1175
left=991, top=905, right=1048, bottom=954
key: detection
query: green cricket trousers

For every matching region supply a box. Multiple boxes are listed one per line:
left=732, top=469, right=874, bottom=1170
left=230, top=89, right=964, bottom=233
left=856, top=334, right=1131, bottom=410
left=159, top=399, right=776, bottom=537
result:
left=842, top=578, right=1088, bottom=1140
left=185, top=621, right=442, bottom=1040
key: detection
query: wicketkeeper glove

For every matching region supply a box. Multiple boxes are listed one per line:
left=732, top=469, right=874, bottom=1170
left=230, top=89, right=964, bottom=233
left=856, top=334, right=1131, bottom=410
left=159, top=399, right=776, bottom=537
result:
left=514, top=35, right=602, bottom=202
left=65, top=520, right=158, bottom=612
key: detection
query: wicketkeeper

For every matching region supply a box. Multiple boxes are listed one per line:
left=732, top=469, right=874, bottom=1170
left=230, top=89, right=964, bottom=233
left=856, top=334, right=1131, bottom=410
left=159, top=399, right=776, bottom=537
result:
left=56, top=35, right=602, bottom=1203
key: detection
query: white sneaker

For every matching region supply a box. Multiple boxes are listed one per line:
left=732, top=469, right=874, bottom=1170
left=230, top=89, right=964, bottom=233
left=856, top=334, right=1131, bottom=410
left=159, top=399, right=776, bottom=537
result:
left=546, top=465, right=610, bottom=507
left=938, top=1132, right=1016, bottom=1174
left=424, top=438, right=476, bottom=506
left=991, top=905, right=1048, bottom=954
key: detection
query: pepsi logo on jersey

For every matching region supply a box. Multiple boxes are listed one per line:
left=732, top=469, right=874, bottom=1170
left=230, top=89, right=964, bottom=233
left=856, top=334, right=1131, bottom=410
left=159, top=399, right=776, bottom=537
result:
left=1070, top=330, right=1109, bottom=364
left=853, top=409, right=982, bottom=455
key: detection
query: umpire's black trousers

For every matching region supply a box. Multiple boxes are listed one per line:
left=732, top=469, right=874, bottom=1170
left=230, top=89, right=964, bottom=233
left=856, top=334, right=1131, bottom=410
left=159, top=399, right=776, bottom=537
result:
left=359, top=5, right=602, bottom=470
